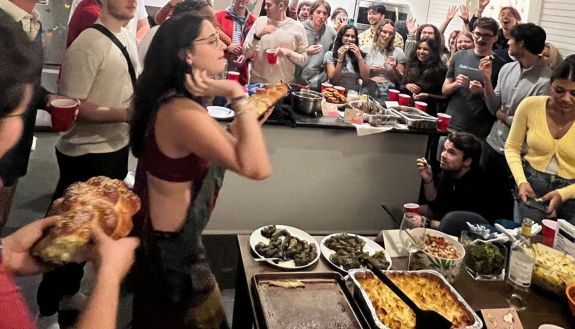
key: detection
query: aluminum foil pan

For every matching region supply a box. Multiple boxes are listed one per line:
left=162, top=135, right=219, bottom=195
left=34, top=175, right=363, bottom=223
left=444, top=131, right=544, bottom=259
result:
left=347, top=269, right=483, bottom=329
left=390, top=106, right=438, bottom=130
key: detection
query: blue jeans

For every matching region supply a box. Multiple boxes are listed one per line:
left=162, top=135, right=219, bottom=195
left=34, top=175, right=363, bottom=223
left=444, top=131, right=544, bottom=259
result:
left=516, top=162, right=575, bottom=225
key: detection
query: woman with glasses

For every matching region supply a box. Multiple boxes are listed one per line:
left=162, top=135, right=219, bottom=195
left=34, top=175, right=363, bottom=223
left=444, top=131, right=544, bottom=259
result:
left=505, top=59, right=575, bottom=224
left=130, top=13, right=271, bottom=328
left=323, top=25, right=369, bottom=92
left=401, top=39, right=447, bottom=115
left=360, top=19, right=406, bottom=102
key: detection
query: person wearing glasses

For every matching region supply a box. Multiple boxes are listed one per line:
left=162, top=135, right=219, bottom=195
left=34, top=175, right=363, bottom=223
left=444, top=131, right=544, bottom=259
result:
left=468, top=0, right=521, bottom=51
left=244, top=0, right=308, bottom=84
left=441, top=17, right=505, bottom=140
left=130, top=13, right=272, bottom=328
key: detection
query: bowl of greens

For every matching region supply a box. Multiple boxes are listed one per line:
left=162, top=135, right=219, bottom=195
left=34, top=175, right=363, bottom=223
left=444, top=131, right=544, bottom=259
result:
left=463, top=240, right=507, bottom=281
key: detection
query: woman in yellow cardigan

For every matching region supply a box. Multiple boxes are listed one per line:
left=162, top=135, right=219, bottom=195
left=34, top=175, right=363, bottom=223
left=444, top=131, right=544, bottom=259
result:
left=505, top=58, right=575, bottom=224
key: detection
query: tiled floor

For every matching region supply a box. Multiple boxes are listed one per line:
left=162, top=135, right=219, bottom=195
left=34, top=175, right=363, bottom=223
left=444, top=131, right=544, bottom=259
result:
left=5, top=131, right=235, bottom=328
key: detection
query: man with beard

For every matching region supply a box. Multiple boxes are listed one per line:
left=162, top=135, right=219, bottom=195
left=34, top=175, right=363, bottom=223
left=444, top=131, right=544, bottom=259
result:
left=416, top=132, right=495, bottom=233
left=469, top=0, right=521, bottom=51
left=36, top=0, right=139, bottom=326
left=479, top=23, right=551, bottom=220
left=244, top=0, right=308, bottom=84
left=441, top=17, right=505, bottom=140
left=294, top=0, right=335, bottom=90
left=358, top=3, right=404, bottom=49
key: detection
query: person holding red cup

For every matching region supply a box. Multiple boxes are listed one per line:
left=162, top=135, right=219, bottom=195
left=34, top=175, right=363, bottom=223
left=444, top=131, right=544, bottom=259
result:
left=49, top=98, right=79, bottom=132
left=227, top=71, right=240, bottom=81
left=243, top=2, right=308, bottom=84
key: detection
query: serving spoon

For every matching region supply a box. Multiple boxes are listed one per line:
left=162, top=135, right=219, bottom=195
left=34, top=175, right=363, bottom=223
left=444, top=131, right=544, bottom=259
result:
left=254, top=257, right=282, bottom=263
left=362, top=259, right=453, bottom=329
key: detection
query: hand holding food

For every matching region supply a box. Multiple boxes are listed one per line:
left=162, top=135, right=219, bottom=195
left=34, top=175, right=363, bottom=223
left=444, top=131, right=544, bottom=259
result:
left=32, top=176, right=141, bottom=265
left=244, top=83, right=289, bottom=116
left=455, top=74, right=470, bottom=88
left=416, top=157, right=432, bottom=183
left=1, top=216, right=59, bottom=275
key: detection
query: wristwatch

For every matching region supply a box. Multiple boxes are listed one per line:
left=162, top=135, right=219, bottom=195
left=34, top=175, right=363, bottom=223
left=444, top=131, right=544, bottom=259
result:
left=253, top=33, right=261, bottom=41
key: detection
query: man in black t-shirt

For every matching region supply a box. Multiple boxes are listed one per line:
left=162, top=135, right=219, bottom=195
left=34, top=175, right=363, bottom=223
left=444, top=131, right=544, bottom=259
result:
left=417, top=132, right=495, bottom=230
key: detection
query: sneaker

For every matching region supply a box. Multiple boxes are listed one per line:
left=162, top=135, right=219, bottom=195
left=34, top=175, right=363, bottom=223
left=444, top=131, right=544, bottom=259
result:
left=59, top=291, right=88, bottom=311
left=35, top=313, right=60, bottom=329
left=123, top=171, right=135, bottom=189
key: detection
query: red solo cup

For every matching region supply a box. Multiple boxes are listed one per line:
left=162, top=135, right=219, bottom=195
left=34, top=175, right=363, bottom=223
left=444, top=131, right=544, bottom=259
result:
left=388, top=89, right=400, bottom=101
left=437, top=113, right=452, bottom=132
left=403, top=203, right=420, bottom=214
left=414, top=101, right=428, bottom=112
left=227, top=71, right=240, bottom=81
left=321, top=82, right=333, bottom=91
left=334, top=86, right=345, bottom=95
left=542, top=219, right=557, bottom=246
left=266, top=49, right=277, bottom=64
left=50, top=99, right=78, bottom=132
left=398, top=94, right=411, bottom=106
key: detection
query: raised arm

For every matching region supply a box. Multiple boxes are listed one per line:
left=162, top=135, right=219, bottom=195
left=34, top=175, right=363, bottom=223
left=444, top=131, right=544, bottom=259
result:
left=169, top=71, right=271, bottom=180
left=438, top=6, right=458, bottom=35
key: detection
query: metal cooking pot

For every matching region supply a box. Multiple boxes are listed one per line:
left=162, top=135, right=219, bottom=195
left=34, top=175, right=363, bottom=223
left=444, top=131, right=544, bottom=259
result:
left=292, top=90, right=323, bottom=115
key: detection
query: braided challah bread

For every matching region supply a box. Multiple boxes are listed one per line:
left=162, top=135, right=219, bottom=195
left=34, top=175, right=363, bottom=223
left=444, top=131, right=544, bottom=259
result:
left=32, top=176, right=141, bottom=265
left=245, top=83, right=289, bottom=116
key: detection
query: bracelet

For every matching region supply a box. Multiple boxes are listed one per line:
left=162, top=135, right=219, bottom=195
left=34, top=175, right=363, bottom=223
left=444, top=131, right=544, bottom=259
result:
left=336, top=60, right=343, bottom=64
left=424, top=179, right=433, bottom=185
left=253, top=33, right=261, bottom=41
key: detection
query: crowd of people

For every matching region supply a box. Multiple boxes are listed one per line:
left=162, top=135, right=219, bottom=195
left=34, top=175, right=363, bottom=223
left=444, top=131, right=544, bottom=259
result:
left=0, top=0, right=574, bottom=328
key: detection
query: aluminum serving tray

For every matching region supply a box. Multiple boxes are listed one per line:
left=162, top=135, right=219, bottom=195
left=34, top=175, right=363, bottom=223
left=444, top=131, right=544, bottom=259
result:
left=252, top=272, right=370, bottom=329
left=350, top=97, right=401, bottom=126
left=390, top=106, right=438, bottom=130
left=347, top=269, right=483, bottom=329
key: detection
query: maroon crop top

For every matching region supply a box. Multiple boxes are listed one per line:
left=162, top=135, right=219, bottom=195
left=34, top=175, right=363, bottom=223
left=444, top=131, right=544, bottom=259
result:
left=142, top=131, right=209, bottom=183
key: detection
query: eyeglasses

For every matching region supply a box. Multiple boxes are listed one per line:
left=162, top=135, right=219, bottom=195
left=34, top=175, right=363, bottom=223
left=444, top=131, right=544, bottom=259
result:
left=193, top=33, right=220, bottom=48
left=472, top=31, right=495, bottom=39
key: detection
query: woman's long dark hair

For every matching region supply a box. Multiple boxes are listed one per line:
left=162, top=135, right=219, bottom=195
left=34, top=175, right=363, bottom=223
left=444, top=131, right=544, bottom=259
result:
left=403, top=38, right=446, bottom=87
left=130, top=13, right=205, bottom=158
left=332, top=25, right=364, bottom=74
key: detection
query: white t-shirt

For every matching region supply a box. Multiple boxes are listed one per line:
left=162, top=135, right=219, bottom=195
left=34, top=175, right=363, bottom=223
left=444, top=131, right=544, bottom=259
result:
left=68, top=0, right=148, bottom=39
left=57, top=22, right=140, bottom=156
left=361, top=44, right=405, bottom=83
left=138, top=24, right=158, bottom=64
left=125, top=0, right=148, bottom=37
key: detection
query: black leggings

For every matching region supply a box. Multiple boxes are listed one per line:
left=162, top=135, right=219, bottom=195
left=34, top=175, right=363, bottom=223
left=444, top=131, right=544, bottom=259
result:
left=37, top=146, right=129, bottom=316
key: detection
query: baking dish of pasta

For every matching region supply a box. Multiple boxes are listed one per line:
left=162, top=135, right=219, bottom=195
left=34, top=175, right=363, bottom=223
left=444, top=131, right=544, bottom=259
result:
left=348, top=269, right=483, bottom=329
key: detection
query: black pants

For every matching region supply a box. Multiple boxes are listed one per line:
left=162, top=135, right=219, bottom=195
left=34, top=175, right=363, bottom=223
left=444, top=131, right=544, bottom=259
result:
left=37, top=146, right=129, bottom=316
left=480, top=143, right=515, bottom=220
